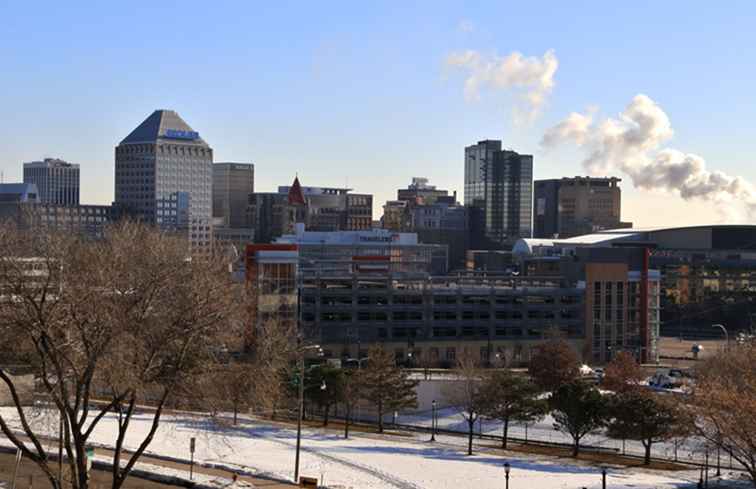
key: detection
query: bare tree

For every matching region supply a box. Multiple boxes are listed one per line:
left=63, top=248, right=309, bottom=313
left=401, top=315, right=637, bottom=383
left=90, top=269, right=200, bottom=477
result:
left=340, top=368, right=363, bottom=439
left=528, top=339, right=580, bottom=393
left=244, top=317, right=298, bottom=420
left=0, top=221, right=244, bottom=489
left=602, top=351, right=644, bottom=393
left=692, top=344, right=756, bottom=486
left=444, top=355, right=487, bottom=456
left=204, top=360, right=256, bottom=425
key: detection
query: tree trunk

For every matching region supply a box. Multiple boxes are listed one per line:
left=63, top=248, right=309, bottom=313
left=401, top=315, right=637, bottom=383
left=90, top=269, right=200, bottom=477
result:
left=573, top=437, right=580, bottom=457
left=643, top=440, right=652, bottom=465
left=502, top=418, right=509, bottom=450
left=233, top=404, right=238, bottom=425
left=323, top=405, right=329, bottom=427
left=344, top=406, right=350, bottom=439
left=468, top=419, right=474, bottom=456
left=377, top=401, right=384, bottom=433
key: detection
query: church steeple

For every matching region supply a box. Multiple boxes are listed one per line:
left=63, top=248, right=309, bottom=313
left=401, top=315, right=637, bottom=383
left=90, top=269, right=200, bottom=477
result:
left=288, top=176, right=306, bottom=205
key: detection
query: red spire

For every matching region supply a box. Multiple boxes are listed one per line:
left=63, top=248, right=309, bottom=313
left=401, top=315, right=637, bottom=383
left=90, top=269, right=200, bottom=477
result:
left=288, top=176, right=306, bottom=205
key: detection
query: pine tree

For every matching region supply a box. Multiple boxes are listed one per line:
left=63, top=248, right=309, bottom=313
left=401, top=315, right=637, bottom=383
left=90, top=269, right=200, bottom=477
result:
left=480, top=370, right=547, bottom=449
left=606, top=390, right=689, bottom=464
left=360, top=345, right=418, bottom=433
left=305, top=365, right=345, bottom=426
left=550, top=381, right=608, bottom=456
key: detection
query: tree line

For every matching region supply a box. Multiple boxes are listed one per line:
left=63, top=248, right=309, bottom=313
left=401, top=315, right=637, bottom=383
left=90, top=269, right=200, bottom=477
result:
left=0, top=221, right=754, bottom=489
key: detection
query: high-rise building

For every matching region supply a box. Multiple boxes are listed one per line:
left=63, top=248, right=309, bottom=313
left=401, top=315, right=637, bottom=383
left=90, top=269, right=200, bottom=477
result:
left=115, top=110, right=213, bottom=248
left=464, top=140, right=533, bottom=245
left=213, top=162, right=254, bottom=228
left=533, top=176, right=631, bottom=238
left=23, top=158, right=80, bottom=206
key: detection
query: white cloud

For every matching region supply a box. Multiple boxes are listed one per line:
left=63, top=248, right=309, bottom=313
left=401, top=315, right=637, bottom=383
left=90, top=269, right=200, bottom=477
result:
left=445, top=49, right=558, bottom=123
left=542, top=94, right=756, bottom=220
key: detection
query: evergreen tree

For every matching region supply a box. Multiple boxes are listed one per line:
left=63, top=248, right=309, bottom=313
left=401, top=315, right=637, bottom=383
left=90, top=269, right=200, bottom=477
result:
left=550, top=381, right=608, bottom=456
left=361, top=346, right=418, bottom=433
left=305, top=365, right=345, bottom=426
left=480, top=370, right=547, bottom=449
left=606, top=389, right=689, bottom=464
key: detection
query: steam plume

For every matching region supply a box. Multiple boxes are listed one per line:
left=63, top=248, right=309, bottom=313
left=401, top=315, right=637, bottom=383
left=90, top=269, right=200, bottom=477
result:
left=542, top=94, right=756, bottom=220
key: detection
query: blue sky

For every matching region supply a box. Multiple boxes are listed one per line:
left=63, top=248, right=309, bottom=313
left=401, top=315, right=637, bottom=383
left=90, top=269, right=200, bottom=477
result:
left=1, top=1, right=754, bottom=226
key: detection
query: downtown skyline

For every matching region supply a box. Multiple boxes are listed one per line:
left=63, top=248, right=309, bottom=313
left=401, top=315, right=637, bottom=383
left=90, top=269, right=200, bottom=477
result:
left=1, top=1, right=755, bottom=227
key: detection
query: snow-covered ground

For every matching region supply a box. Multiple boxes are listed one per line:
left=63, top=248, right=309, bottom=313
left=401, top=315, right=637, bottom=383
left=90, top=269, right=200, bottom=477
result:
left=0, top=407, right=713, bottom=489
left=384, top=406, right=709, bottom=465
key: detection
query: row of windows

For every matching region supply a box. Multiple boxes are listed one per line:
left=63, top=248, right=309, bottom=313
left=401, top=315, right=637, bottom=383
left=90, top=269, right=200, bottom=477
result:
left=311, top=309, right=579, bottom=322
left=371, top=326, right=575, bottom=340
left=309, top=294, right=580, bottom=306
left=117, top=145, right=212, bottom=157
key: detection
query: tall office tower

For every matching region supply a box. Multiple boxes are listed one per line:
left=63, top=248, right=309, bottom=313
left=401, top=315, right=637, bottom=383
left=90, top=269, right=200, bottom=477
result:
left=464, top=140, right=533, bottom=245
left=213, top=162, right=254, bottom=228
left=23, top=158, right=80, bottom=206
left=533, top=176, right=630, bottom=238
left=533, top=179, right=561, bottom=239
left=115, top=110, right=213, bottom=248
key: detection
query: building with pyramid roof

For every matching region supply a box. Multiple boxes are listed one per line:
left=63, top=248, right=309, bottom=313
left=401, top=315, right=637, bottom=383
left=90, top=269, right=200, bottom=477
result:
left=115, top=110, right=213, bottom=248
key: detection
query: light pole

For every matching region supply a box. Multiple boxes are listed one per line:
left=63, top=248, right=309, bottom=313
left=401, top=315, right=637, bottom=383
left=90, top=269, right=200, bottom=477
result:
left=601, top=467, right=607, bottom=489
left=712, top=324, right=728, bottom=351
left=430, top=400, right=437, bottom=442
left=504, top=462, right=510, bottom=489
left=294, top=342, right=322, bottom=483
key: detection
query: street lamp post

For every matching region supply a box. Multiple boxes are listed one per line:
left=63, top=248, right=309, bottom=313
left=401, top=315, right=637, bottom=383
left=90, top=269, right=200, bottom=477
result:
left=504, top=462, right=510, bottom=489
left=601, top=467, right=607, bottom=489
left=712, top=324, right=728, bottom=351
left=294, top=342, right=322, bottom=483
left=430, top=400, right=437, bottom=442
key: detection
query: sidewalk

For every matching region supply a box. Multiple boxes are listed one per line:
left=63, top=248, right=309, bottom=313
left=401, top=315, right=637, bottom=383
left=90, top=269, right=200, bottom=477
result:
left=0, top=436, right=296, bottom=489
left=91, top=446, right=296, bottom=489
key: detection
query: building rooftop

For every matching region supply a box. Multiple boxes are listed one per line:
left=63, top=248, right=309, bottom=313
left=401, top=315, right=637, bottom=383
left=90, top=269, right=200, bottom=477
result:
left=515, top=224, right=756, bottom=254
left=120, top=110, right=209, bottom=146
left=24, top=158, right=79, bottom=168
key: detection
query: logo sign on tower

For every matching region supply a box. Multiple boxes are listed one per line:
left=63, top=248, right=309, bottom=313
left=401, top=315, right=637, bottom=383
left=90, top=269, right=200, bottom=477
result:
left=164, top=129, right=200, bottom=140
